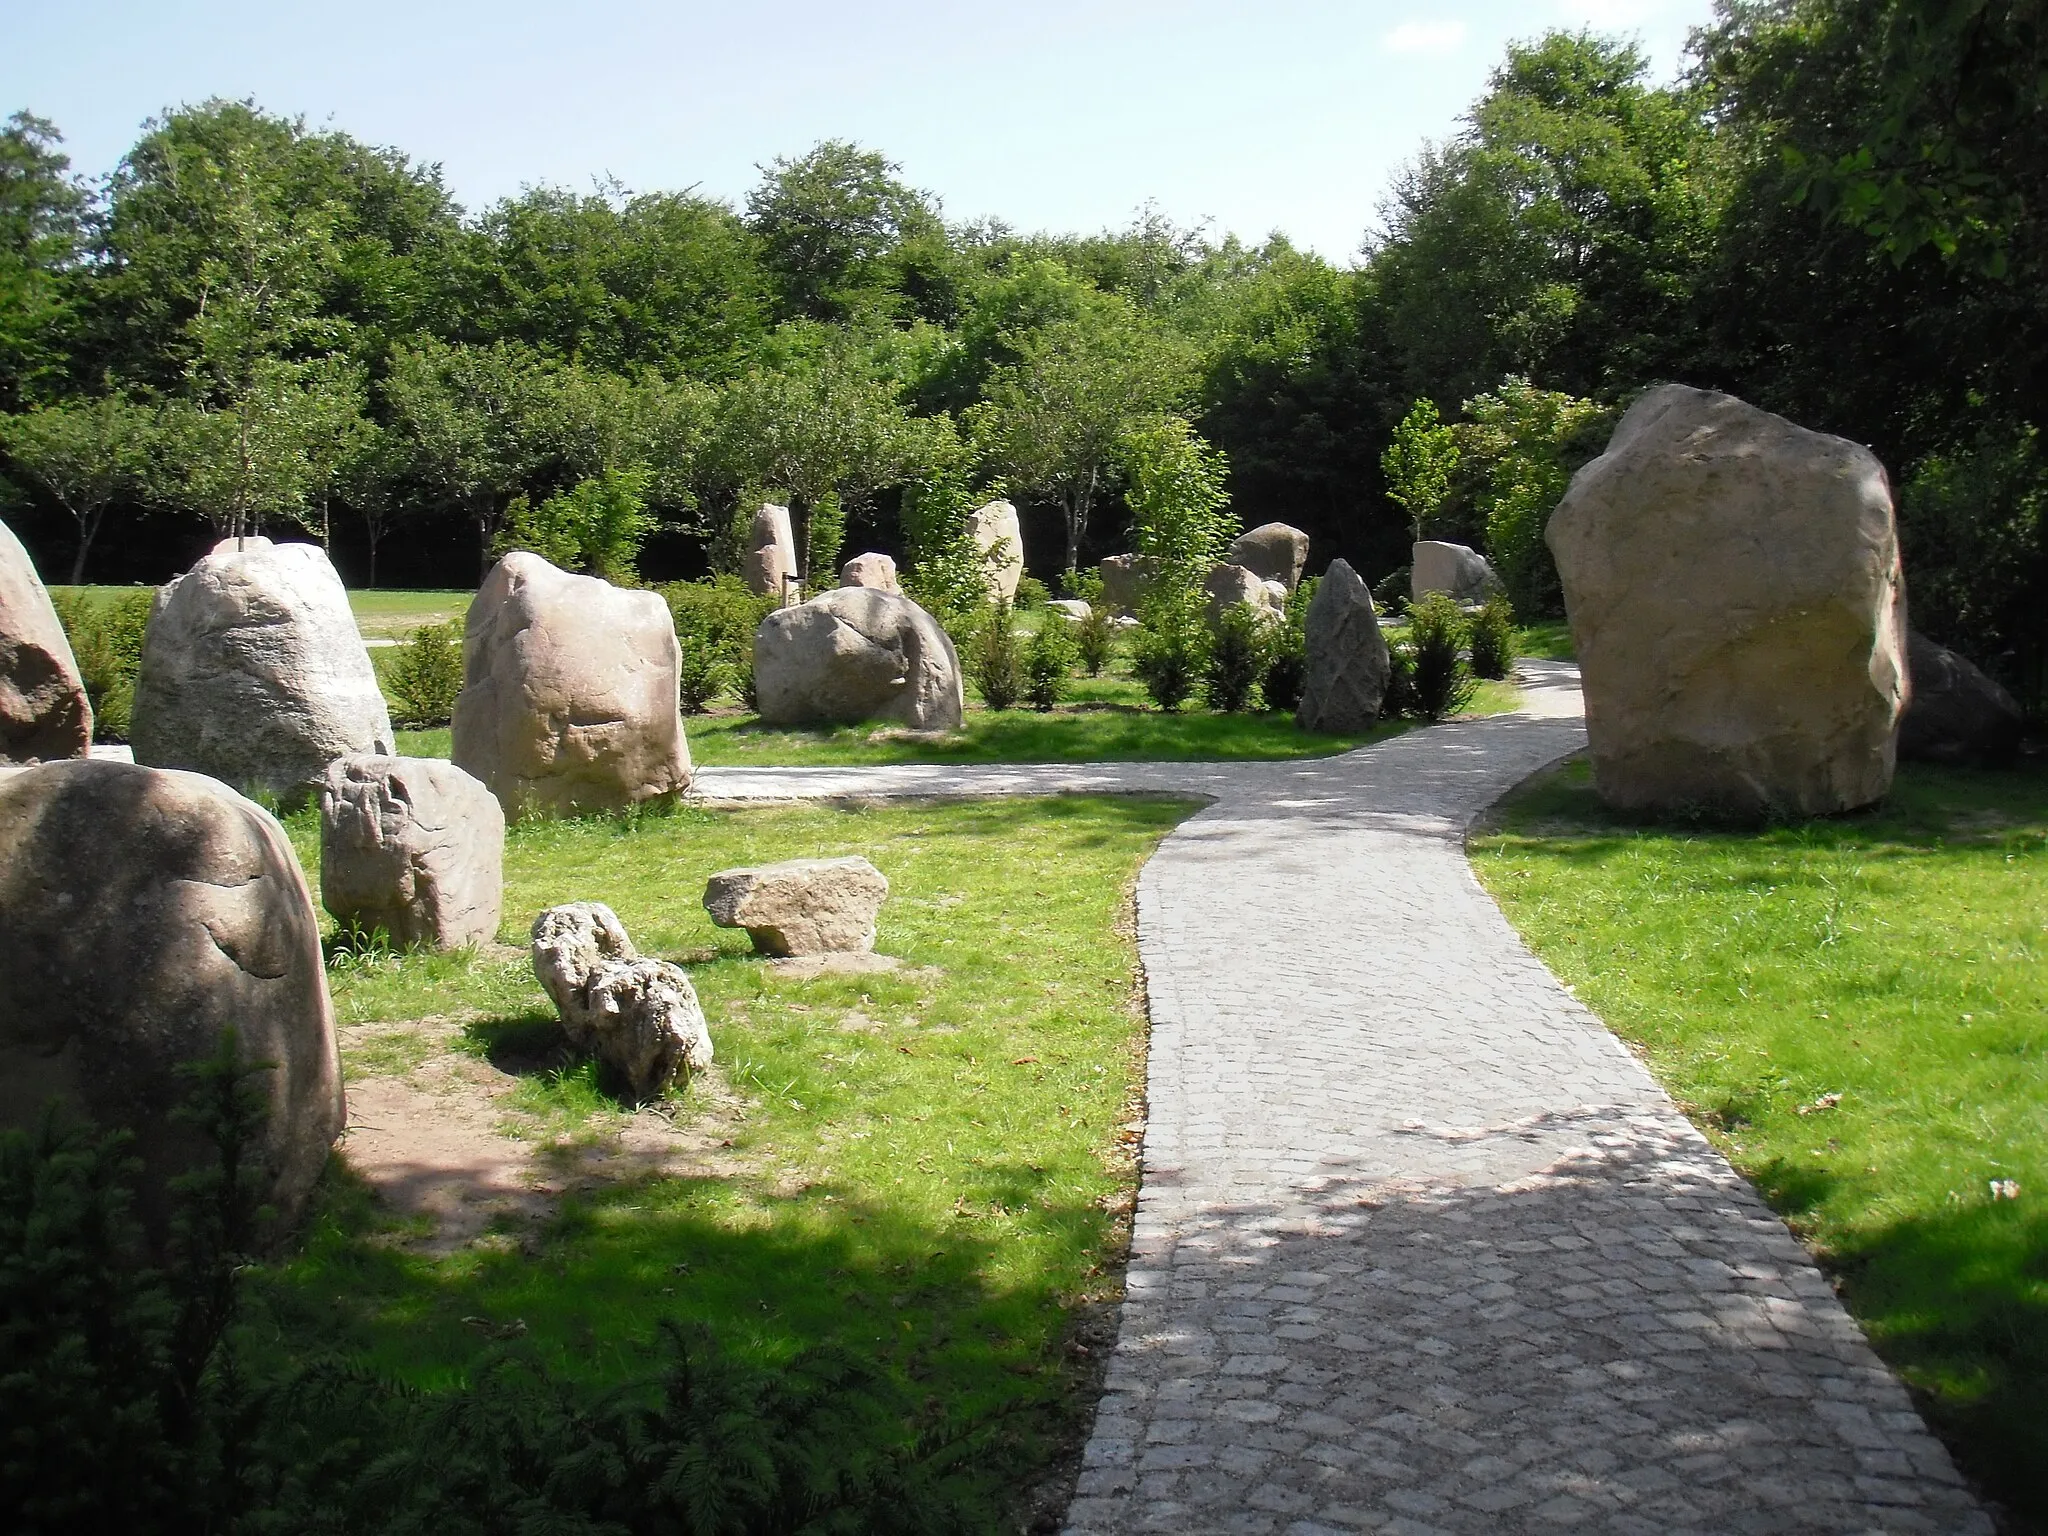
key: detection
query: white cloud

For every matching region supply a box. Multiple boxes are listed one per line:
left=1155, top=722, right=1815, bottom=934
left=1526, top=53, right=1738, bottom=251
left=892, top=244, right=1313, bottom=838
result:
left=1381, top=19, right=1469, bottom=55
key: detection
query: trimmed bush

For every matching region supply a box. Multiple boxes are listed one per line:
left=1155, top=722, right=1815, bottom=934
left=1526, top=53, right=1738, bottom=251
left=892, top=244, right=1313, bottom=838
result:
left=970, top=598, right=1024, bottom=711
left=49, top=588, right=153, bottom=742
left=1204, top=602, right=1270, bottom=713
left=1024, top=616, right=1078, bottom=712
left=1262, top=577, right=1315, bottom=713
left=662, top=577, right=775, bottom=714
left=1407, top=592, right=1476, bottom=720
left=1132, top=595, right=1208, bottom=713
left=1468, top=592, right=1515, bottom=681
left=383, top=620, right=464, bottom=728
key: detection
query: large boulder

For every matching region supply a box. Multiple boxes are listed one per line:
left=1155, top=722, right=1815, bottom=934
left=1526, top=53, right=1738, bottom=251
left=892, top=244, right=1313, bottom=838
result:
left=319, top=755, right=505, bottom=950
left=130, top=538, right=392, bottom=801
left=754, top=587, right=963, bottom=730
left=452, top=552, right=693, bottom=818
left=1203, top=563, right=1282, bottom=630
left=840, top=551, right=900, bottom=593
left=1411, top=541, right=1499, bottom=604
left=0, top=517, right=91, bottom=764
left=744, top=503, right=799, bottom=600
left=1899, top=631, right=2024, bottom=765
left=703, top=856, right=889, bottom=956
left=530, top=902, right=712, bottom=1101
left=0, top=759, right=343, bottom=1239
left=1229, top=523, right=1310, bottom=590
left=1297, top=559, right=1390, bottom=733
left=967, top=499, right=1024, bottom=602
left=1547, top=384, right=1908, bottom=816
left=1097, top=554, right=1157, bottom=617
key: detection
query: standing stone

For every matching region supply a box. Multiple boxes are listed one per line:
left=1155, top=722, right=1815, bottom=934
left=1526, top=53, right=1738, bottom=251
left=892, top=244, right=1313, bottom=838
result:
left=530, top=902, right=712, bottom=1100
left=130, top=538, right=392, bottom=801
left=840, top=551, right=900, bottom=593
left=1547, top=384, right=1908, bottom=816
left=1229, top=523, right=1310, bottom=590
left=745, top=503, right=799, bottom=600
left=1899, top=631, right=2024, bottom=765
left=704, top=857, right=889, bottom=956
left=1203, top=564, right=1281, bottom=629
left=754, top=587, right=963, bottom=730
left=1297, top=559, right=1390, bottom=734
left=967, top=499, right=1024, bottom=602
left=452, top=552, right=693, bottom=819
left=1098, top=554, right=1158, bottom=616
left=319, top=755, right=505, bottom=950
left=1411, top=541, right=1499, bottom=604
left=0, top=517, right=91, bottom=763
left=0, top=759, right=343, bottom=1239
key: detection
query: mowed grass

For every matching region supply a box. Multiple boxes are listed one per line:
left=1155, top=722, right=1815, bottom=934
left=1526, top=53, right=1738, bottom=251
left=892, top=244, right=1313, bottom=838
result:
left=267, top=794, right=1190, bottom=1516
left=1470, top=758, right=2048, bottom=1528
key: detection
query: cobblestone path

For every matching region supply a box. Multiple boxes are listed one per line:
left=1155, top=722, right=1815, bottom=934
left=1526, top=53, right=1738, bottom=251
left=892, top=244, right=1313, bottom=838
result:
left=691, top=663, right=1988, bottom=1535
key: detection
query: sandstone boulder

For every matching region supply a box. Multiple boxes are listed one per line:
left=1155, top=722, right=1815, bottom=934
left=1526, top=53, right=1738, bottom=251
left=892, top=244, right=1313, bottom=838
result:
left=1203, top=564, right=1282, bottom=629
left=319, top=755, right=505, bottom=950
left=754, top=587, right=963, bottom=730
left=1098, top=554, right=1158, bottom=616
left=967, top=499, right=1024, bottom=602
left=1898, top=631, right=2023, bottom=765
left=1297, top=559, right=1390, bottom=734
left=744, top=503, right=799, bottom=600
left=840, top=551, right=900, bottom=593
left=704, top=856, right=889, bottom=956
left=0, top=759, right=342, bottom=1238
left=1229, top=523, right=1310, bottom=590
left=0, top=517, right=91, bottom=763
left=530, top=902, right=712, bottom=1101
left=452, top=552, right=692, bottom=818
left=1411, top=541, right=1499, bottom=604
left=130, top=538, right=392, bottom=801
left=1547, top=384, right=1908, bottom=816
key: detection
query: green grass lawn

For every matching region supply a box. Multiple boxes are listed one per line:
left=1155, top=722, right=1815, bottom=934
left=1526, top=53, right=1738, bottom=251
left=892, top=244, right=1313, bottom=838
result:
left=347, top=587, right=473, bottom=638
left=264, top=793, right=1190, bottom=1523
left=1471, top=759, right=2048, bottom=1529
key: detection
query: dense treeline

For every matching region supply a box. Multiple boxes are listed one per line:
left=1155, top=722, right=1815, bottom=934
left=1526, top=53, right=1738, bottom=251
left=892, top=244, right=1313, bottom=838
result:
left=4, top=0, right=2047, bottom=699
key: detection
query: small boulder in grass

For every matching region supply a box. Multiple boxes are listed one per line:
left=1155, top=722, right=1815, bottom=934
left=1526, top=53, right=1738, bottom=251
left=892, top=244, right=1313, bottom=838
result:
left=319, top=755, right=504, bottom=950
left=530, top=902, right=712, bottom=1101
left=703, top=856, right=889, bottom=956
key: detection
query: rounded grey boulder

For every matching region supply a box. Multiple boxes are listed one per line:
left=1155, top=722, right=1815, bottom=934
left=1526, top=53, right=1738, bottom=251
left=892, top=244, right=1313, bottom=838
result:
left=0, top=516, right=91, bottom=764
left=1411, top=541, right=1499, bottom=604
left=319, top=755, right=505, bottom=949
left=1898, top=631, right=2023, bottom=765
left=0, top=758, right=343, bottom=1239
left=131, top=537, right=392, bottom=801
left=754, top=587, right=963, bottom=730
left=452, top=552, right=693, bottom=818
left=1229, top=522, right=1310, bottom=590
left=1297, top=559, right=1390, bottom=733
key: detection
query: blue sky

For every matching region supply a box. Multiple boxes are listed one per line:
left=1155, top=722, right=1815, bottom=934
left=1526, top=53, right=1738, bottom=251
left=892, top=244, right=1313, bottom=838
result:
left=4, top=0, right=1717, bottom=262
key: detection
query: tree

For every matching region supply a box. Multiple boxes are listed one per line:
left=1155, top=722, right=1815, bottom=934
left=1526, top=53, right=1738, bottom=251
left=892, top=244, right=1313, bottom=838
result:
left=1381, top=399, right=1460, bottom=543
left=292, top=357, right=373, bottom=549
left=1120, top=415, right=1235, bottom=593
left=1455, top=378, right=1613, bottom=617
left=0, top=112, right=87, bottom=409
left=970, top=296, right=1192, bottom=575
left=745, top=141, right=938, bottom=322
left=0, top=395, right=156, bottom=580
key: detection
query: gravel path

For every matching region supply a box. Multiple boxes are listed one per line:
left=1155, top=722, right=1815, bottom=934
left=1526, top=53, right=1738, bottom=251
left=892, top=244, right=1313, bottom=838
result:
left=692, top=663, right=1988, bottom=1534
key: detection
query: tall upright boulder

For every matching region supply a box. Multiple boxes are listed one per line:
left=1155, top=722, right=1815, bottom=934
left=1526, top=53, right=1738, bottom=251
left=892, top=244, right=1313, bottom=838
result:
left=0, top=517, right=91, bottom=763
left=1297, top=559, right=1390, bottom=733
left=1229, top=523, right=1310, bottom=590
left=966, top=499, right=1024, bottom=602
left=754, top=587, right=963, bottom=730
left=744, top=503, right=799, bottom=600
left=131, top=538, right=392, bottom=801
left=0, top=759, right=344, bottom=1239
left=1547, top=385, right=1908, bottom=816
left=1411, top=541, right=1498, bottom=604
left=452, top=552, right=693, bottom=818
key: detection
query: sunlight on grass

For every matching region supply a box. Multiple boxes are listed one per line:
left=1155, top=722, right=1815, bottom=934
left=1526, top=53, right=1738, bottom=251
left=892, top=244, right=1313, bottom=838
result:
left=1471, top=758, right=2048, bottom=1525
left=274, top=794, right=1191, bottom=1511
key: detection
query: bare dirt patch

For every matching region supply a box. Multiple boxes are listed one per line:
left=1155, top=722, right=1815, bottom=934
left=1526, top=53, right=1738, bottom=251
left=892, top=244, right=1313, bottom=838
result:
left=337, top=1015, right=751, bottom=1253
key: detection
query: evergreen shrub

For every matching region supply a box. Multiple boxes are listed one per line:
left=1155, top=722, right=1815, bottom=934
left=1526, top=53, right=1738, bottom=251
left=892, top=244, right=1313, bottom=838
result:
left=1132, top=594, right=1208, bottom=713
left=384, top=620, right=464, bottom=727
left=1468, top=593, right=1515, bottom=680
left=662, top=577, right=774, bottom=713
left=1407, top=592, right=1476, bottom=720
left=49, top=588, right=153, bottom=741
left=1262, top=577, right=1315, bottom=713
left=1024, top=616, right=1077, bottom=711
left=1204, top=602, right=1270, bottom=713
left=970, top=598, right=1024, bottom=711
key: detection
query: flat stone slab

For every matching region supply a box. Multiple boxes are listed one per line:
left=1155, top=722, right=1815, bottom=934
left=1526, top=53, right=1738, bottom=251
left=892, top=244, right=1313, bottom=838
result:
left=703, top=855, right=889, bottom=956
left=688, top=660, right=1989, bottom=1535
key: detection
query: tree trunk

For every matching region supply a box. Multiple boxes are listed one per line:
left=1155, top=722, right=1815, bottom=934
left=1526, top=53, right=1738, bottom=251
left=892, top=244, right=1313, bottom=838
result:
left=366, top=520, right=381, bottom=590
left=68, top=507, right=100, bottom=585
